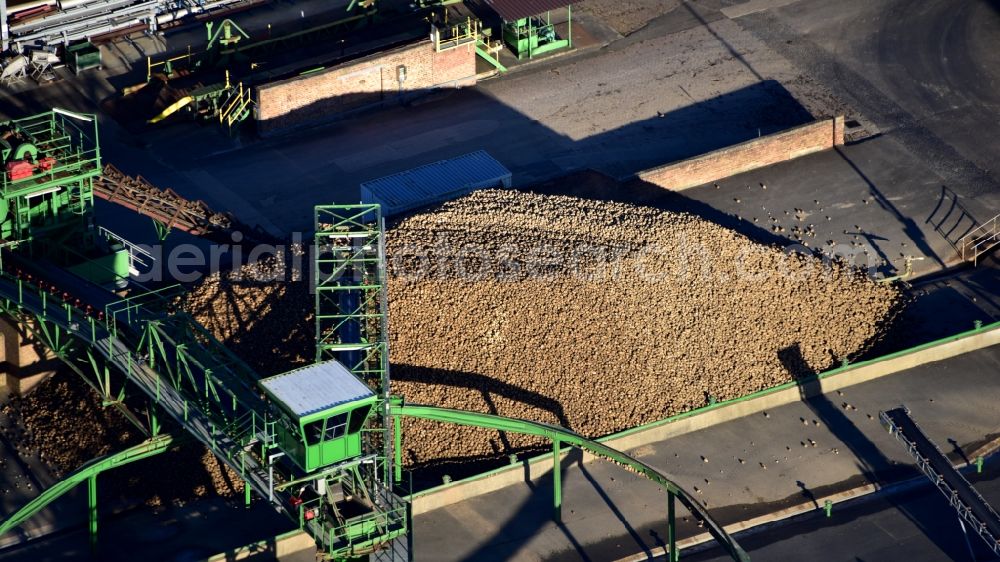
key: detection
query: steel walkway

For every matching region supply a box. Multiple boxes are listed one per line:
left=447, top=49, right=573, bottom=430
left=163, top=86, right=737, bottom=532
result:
left=881, top=406, right=1000, bottom=555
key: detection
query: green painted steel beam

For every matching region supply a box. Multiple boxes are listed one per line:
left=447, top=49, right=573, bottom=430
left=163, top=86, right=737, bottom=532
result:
left=552, top=438, right=561, bottom=522
left=392, top=403, right=750, bottom=562
left=475, top=44, right=507, bottom=72
left=668, top=491, right=677, bottom=562
left=0, top=434, right=174, bottom=537
left=87, top=475, right=97, bottom=549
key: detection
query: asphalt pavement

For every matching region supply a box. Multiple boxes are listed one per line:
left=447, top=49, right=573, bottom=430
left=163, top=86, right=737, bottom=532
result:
left=735, top=0, right=1000, bottom=199
left=685, top=463, right=1000, bottom=562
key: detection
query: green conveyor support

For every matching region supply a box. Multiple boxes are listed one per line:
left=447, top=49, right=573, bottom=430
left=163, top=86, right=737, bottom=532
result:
left=475, top=43, right=507, bottom=72
left=392, top=404, right=750, bottom=562
left=0, top=434, right=174, bottom=537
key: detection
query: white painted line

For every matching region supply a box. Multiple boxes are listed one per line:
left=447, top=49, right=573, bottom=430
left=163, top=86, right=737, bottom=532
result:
left=721, top=0, right=803, bottom=19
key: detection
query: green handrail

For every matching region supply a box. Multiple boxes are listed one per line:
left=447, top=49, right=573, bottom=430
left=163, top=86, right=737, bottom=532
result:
left=0, top=434, right=174, bottom=537
left=392, top=403, right=750, bottom=562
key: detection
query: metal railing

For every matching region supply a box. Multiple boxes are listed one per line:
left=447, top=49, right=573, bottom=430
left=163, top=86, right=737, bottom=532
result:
left=432, top=17, right=479, bottom=52
left=959, top=212, right=1000, bottom=266
left=146, top=46, right=194, bottom=82
left=98, top=226, right=155, bottom=276
left=219, top=81, right=254, bottom=129
left=881, top=407, right=1000, bottom=555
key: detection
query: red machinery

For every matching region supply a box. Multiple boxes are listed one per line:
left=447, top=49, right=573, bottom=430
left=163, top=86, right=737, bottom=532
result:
left=5, top=156, right=57, bottom=181
left=5, top=160, right=33, bottom=181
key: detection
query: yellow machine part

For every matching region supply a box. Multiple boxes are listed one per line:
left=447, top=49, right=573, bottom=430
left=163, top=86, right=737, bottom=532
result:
left=147, top=96, right=194, bottom=124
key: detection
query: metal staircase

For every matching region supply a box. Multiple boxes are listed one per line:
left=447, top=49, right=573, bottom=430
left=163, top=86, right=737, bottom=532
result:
left=218, top=81, right=255, bottom=134
left=959, top=212, right=1000, bottom=266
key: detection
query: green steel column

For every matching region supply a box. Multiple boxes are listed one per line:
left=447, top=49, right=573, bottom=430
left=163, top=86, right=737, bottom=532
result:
left=393, top=414, right=402, bottom=483
left=668, top=490, right=677, bottom=562
left=152, top=219, right=170, bottom=242
left=150, top=409, right=160, bottom=437
left=88, top=475, right=98, bottom=550
left=552, top=439, right=562, bottom=522
left=245, top=480, right=251, bottom=507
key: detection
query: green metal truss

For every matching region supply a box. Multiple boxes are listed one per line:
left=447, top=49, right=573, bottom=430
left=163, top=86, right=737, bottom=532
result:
left=0, top=290, right=149, bottom=433
left=314, top=204, right=389, bottom=388
left=0, top=262, right=397, bottom=559
left=390, top=402, right=750, bottom=562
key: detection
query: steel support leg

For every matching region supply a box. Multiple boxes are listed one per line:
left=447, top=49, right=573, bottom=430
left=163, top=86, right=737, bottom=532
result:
left=88, top=475, right=98, bottom=550
left=668, top=490, right=677, bottom=562
left=245, top=480, right=251, bottom=507
left=553, top=439, right=562, bottom=522
left=393, top=414, right=403, bottom=483
left=152, top=219, right=170, bottom=242
left=957, top=516, right=975, bottom=561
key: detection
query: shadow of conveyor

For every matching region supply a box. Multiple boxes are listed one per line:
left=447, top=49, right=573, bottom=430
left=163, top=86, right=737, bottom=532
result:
left=392, top=364, right=572, bottom=488
left=780, top=343, right=970, bottom=559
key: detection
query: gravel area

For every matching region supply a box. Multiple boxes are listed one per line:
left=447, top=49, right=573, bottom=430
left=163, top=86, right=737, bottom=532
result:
left=1, top=377, right=140, bottom=478
left=178, top=250, right=313, bottom=377
left=576, top=0, right=681, bottom=36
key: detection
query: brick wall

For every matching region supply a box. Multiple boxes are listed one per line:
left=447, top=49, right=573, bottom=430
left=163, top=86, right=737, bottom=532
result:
left=638, top=116, right=845, bottom=190
left=256, top=39, right=477, bottom=135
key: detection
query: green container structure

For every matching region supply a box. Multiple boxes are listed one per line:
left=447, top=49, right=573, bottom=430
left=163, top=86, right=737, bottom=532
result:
left=66, top=243, right=130, bottom=287
left=485, top=0, right=576, bottom=60
left=66, top=42, right=102, bottom=74
left=260, top=360, right=377, bottom=473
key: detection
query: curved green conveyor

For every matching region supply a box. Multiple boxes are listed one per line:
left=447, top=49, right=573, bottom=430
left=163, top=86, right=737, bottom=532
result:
left=392, top=404, right=750, bottom=562
left=0, top=434, right=173, bottom=537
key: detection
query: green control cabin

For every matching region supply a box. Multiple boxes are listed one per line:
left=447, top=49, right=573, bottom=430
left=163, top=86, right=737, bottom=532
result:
left=260, top=360, right=377, bottom=472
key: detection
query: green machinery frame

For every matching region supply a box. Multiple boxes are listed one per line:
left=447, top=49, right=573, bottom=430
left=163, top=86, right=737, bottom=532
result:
left=0, top=111, right=98, bottom=246
left=501, top=6, right=572, bottom=60
left=0, top=248, right=403, bottom=559
left=0, top=110, right=130, bottom=286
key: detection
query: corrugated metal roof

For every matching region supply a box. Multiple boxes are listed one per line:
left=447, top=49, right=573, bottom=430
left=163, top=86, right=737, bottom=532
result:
left=360, top=150, right=512, bottom=216
left=483, top=0, right=577, bottom=21
left=260, top=360, right=375, bottom=418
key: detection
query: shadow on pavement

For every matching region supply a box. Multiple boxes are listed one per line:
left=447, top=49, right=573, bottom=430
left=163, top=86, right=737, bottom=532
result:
left=781, top=342, right=969, bottom=560
left=834, top=147, right=945, bottom=270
